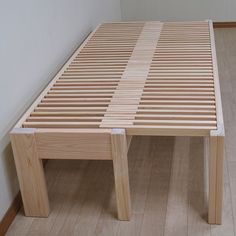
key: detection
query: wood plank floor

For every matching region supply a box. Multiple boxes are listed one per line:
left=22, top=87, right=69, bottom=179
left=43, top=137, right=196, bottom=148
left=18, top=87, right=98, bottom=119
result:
left=6, top=28, right=236, bottom=236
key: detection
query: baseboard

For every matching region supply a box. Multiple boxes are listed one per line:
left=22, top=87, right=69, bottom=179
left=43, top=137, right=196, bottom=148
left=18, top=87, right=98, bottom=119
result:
left=0, top=193, right=22, bottom=236
left=213, top=22, right=236, bottom=28
left=0, top=160, right=48, bottom=235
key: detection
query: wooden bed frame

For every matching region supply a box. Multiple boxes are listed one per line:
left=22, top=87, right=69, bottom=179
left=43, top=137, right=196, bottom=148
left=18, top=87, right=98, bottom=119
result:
left=10, top=20, right=224, bottom=224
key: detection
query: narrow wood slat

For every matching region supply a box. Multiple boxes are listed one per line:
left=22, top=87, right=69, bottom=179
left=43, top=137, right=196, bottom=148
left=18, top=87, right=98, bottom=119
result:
left=31, top=111, right=105, bottom=116
left=137, top=109, right=216, bottom=115
left=141, top=95, right=215, bottom=100
left=135, top=114, right=216, bottom=120
left=138, top=104, right=215, bottom=110
left=23, top=122, right=101, bottom=128
left=27, top=117, right=103, bottom=122
left=38, top=103, right=110, bottom=107
left=133, top=120, right=216, bottom=126
left=139, top=100, right=215, bottom=105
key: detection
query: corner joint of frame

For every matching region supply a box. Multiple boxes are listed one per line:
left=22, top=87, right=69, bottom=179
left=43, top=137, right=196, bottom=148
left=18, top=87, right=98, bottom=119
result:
left=10, top=127, right=37, bottom=136
left=111, top=128, right=126, bottom=136
left=210, top=123, right=225, bottom=137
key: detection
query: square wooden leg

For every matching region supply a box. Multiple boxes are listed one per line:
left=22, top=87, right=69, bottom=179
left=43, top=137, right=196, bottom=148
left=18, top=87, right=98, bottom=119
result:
left=10, top=128, right=50, bottom=217
left=111, top=129, right=131, bottom=221
left=208, top=131, right=224, bottom=224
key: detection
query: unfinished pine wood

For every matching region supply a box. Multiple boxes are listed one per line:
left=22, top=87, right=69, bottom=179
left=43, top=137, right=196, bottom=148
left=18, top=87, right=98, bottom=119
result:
left=100, top=22, right=163, bottom=128
left=10, top=128, right=50, bottom=217
left=10, top=20, right=224, bottom=225
left=208, top=130, right=224, bottom=224
left=10, top=128, right=131, bottom=220
left=35, top=129, right=112, bottom=160
left=111, top=129, right=131, bottom=220
left=18, top=20, right=222, bottom=137
left=7, top=26, right=233, bottom=236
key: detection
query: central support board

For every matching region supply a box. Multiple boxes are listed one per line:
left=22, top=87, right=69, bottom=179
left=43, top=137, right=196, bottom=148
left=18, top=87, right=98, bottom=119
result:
left=101, top=22, right=163, bottom=127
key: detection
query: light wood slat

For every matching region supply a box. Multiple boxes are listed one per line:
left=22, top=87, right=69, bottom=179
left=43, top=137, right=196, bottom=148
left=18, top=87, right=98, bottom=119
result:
left=27, top=117, right=103, bottom=122
left=42, top=98, right=112, bottom=102
left=30, top=111, right=104, bottom=117
left=60, top=75, right=122, bottom=78
left=138, top=104, right=215, bottom=110
left=23, top=122, right=101, bottom=128
left=144, top=84, right=214, bottom=87
left=19, top=20, right=222, bottom=136
left=141, top=96, right=215, bottom=100
left=53, top=83, right=118, bottom=87
left=136, top=109, right=216, bottom=114
left=139, top=100, right=215, bottom=105
left=133, top=120, right=217, bottom=126
left=134, top=114, right=216, bottom=120
left=34, top=107, right=108, bottom=112
left=31, top=111, right=105, bottom=116
left=38, top=103, right=110, bottom=107
left=71, top=59, right=127, bottom=62
left=57, top=79, right=120, bottom=82
left=142, top=91, right=215, bottom=95
left=45, top=94, right=113, bottom=97
left=48, top=90, right=115, bottom=94
left=51, top=86, right=117, bottom=90
left=143, top=88, right=214, bottom=91
left=145, top=80, right=213, bottom=83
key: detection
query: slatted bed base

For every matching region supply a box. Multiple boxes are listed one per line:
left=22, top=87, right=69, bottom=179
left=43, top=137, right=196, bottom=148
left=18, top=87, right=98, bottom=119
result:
left=10, top=20, right=224, bottom=224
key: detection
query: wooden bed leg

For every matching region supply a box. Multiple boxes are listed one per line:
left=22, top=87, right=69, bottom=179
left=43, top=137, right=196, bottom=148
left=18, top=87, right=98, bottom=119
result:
left=111, top=129, right=131, bottom=221
left=208, top=130, right=224, bottom=224
left=10, top=128, right=50, bottom=217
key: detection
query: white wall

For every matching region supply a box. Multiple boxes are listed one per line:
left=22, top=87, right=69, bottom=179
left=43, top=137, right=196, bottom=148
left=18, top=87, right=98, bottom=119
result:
left=0, top=0, right=121, bottom=220
left=121, top=0, right=236, bottom=21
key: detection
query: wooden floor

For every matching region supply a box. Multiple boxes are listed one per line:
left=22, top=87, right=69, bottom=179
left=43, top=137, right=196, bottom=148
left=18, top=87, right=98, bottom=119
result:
left=6, top=28, right=236, bottom=236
